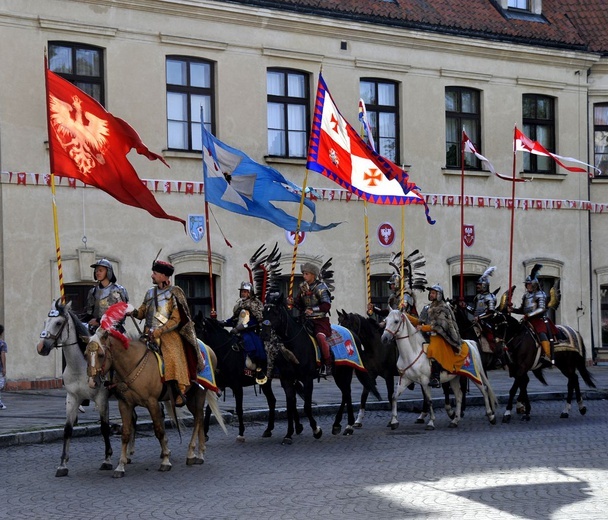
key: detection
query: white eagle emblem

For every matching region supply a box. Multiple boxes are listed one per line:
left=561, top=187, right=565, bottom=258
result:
left=49, top=94, right=109, bottom=176
left=329, top=148, right=339, bottom=166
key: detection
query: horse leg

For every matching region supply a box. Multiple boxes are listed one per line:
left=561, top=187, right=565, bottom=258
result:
left=518, top=374, right=531, bottom=421
left=113, top=401, right=137, bottom=478
left=204, top=404, right=211, bottom=441
left=416, top=385, right=429, bottom=424
left=384, top=376, right=396, bottom=427
left=96, top=395, right=113, bottom=471
left=234, top=386, right=246, bottom=442
left=355, top=387, right=369, bottom=428
left=55, top=394, right=79, bottom=477
left=281, top=379, right=297, bottom=445
left=126, top=409, right=137, bottom=462
left=186, top=389, right=206, bottom=465
left=460, top=376, right=468, bottom=417
left=390, top=376, right=413, bottom=430
left=442, top=382, right=454, bottom=421
left=334, top=368, right=355, bottom=436
left=420, top=384, right=436, bottom=430
left=447, top=378, right=463, bottom=428
left=502, top=379, right=520, bottom=424
left=333, top=397, right=346, bottom=435
left=261, top=381, right=277, bottom=438
left=302, top=379, right=322, bottom=440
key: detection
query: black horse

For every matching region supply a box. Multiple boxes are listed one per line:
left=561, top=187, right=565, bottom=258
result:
left=337, top=310, right=398, bottom=427
left=501, top=311, right=596, bottom=422
left=263, top=294, right=380, bottom=444
left=198, top=317, right=277, bottom=441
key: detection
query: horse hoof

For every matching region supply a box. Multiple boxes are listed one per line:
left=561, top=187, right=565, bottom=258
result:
left=448, top=422, right=458, bottom=429
left=425, top=424, right=435, bottom=431
left=390, top=422, right=399, bottom=430
left=313, top=427, right=323, bottom=440
left=281, top=437, right=293, bottom=446
left=580, top=407, right=587, bottom=416
left=112, top=471, right=125, bottom=478
left=332, top=425, right=341, bottom=435
left=343, top=426, right=354, bottom=436
left=502, top=415, right=511, bottom=424
left=489, top=417, right=497, bottom=425
left=126, top=458, right=132, bottom=465
left=447, top=411, right=456, bottom=420
left=186, top=457, right=196, bottom=466
left=414, top=418, right=425, bottom=424
left=560, top=412, right=569, bottom=419
left=354, top=422, right=363, bottom=428
left=99, top=462, right=113, bottom=471
left=159, top=464, right=172, bottom=472
left=521, top=414, right=531, bottom=422
left=262, top=429, right=272, bottom=438
left=236, top=435, right=245, bottom=443
left=295, top=424, right=304, bottom=435
left=55, top=468, right=68, bottom=478
left=205, top=435, right=209, bottom=442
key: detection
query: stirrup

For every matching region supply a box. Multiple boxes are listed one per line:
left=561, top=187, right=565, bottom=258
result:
left=255, top=368, right=268, bottom=385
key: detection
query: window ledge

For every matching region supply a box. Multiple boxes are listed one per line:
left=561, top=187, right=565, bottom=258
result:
left=442, top=168, right=491, bottom=178
left=521, top=171, right=567, bottom=181
left=163, top=150, right=202, bottom=160
left=591, top=176, right=608, bottom=184
left=265, top=156, right=307, bottom=166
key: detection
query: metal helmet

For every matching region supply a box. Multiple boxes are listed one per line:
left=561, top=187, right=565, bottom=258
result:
left=239, top=281, right=254, bottom=295
left=90, top=258, right=116, bottom=283
left=524, top=263, right=542, bottom=290
left=428, top=284, right=444, bottom=302
left=387, top=273, right=401, bottom=287
left=477, top=266, right=496, bottom=292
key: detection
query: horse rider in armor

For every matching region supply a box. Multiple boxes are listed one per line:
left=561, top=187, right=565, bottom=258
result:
left=509, top=264, right=557, bottom=366
left=288, top=262, right=333, bottom=377
left=410, top=285, right=463, bottom=388
left=82, top=259, right=129, bottom=333
left=221, top=282, right=266, bottom=375
left=129, top=260, right=204, bottom=406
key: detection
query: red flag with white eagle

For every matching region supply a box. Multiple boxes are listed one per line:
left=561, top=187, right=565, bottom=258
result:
left=45, top=69, right=185, bottom=227
left=306, top=74, right=434, bottom=224
left=515, top=127, right=598, bottom=176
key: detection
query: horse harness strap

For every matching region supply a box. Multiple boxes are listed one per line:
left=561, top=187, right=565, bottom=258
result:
left=116, top=349, right=151, bottom=391
left=398, top=348, right=426, bottom=375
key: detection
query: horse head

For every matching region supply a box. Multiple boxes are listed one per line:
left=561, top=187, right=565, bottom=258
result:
left=85, top=328, right=113, bottom=389
left=37, top=299, right=75, bottom=356
left=381, top=309, right=407, bottom=345
left=262, top=292, right=286, bottom=331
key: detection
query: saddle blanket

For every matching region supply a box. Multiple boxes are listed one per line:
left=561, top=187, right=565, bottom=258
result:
left=152, top=340, right=219, bottom=394
left=452, top=343, right=483, bottom=386
left=325, top=324, right=366, bottom=372
left=196, top=339, right=219, bottom=394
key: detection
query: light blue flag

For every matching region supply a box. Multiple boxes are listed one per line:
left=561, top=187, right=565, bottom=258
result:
left=201, top=123, right=339, bottom=232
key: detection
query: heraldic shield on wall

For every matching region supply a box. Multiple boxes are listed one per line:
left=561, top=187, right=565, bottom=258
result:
left=463, top=224, right=475, bottom=247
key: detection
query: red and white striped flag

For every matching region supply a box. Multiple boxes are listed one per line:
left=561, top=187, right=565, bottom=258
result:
left=463, top=131, right=525, bottom=182
left=515, top=127, right=599, bottom=176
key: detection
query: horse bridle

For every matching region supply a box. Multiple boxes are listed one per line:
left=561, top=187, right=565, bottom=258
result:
left=39, top=310, right=78, bottom=348
left=384, top=312, right=412, bottom=341
left=86, top=339, right=112, bottom=379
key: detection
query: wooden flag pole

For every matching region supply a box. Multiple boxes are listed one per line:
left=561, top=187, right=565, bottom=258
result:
left=288, top=168, right=310, bottom=302
left=507, top=125, right=518, bottom=307
left=44, top=53, right=65, bottom=303
left=364, top=201, right=372, bottom=312
left=459, top=128, right=466, bottom=301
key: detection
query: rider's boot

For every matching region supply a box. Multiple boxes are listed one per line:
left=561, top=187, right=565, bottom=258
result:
left=316, top=333, right=333, bottom=377
left=429, top=360, right=442, bottom=388
left=540, top=340, right=553, bottom=368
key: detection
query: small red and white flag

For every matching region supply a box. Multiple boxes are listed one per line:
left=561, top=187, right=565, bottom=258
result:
left=463, top=131, right=525, bottom=182
left=515, top=127, right=599, bottom=176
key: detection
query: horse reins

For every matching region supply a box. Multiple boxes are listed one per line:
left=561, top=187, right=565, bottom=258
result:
left=384, top=313, right=426, bottom=374
left=40, top=313, right=79, bottom=348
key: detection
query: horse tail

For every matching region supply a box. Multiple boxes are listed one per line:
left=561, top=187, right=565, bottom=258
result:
left=577, top=336, right=597, bottom=389
left=532, top=368, right=548, bottom=385
left=355, top=369, right=382, bottom=401
left=206, top=390, right=228, bottom=435
left=468, top=341, right=498, bottom=410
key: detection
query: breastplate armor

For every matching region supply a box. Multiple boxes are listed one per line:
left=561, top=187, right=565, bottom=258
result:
left=144, top=286, right=174, bottom=329
left=92, top=284, right=127, bottom=319
left=299, top=281, right=331, bottom=318
left=473, top=292, right=496, bottom=317
left=522, top=290, right=546, bottom=316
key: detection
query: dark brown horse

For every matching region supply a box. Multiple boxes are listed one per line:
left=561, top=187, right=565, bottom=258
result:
left=501, top=311, right=596, bottom=422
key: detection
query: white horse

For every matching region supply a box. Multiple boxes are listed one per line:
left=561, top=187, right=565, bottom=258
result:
left=381, top=309, right=498, bottom=430
left=36, top=299, right=118, bottom=477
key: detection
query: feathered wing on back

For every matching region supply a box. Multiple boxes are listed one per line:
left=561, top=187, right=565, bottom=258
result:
left=245, top=243, right=282, bottom=303
left=319, top=257, right=334, bottom=292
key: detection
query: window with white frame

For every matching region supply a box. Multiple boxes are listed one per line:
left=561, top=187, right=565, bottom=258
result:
left=267, top=69, right=309, bottom=158
left=166, top=56, right=214, bottom=152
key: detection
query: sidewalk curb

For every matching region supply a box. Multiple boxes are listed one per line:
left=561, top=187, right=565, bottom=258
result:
left=2, top=389, right=607, bottom=448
